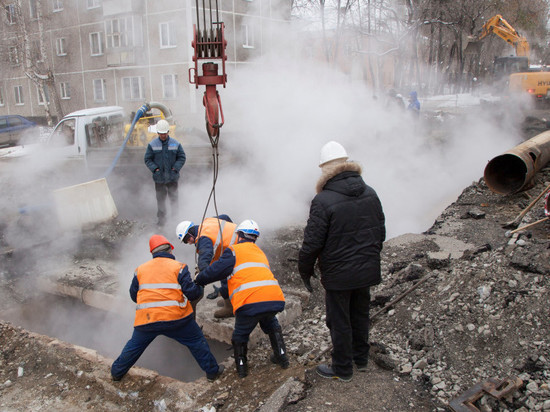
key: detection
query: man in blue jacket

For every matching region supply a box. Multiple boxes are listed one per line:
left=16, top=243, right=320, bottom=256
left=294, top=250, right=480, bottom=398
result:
left=144, top=119, right=186, bottom=227
left=298, top=141, right=385, bottom=382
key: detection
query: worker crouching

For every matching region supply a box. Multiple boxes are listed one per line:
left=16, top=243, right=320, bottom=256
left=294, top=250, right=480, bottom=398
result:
left=194, top=220, right=289, bottom=378
left=111, top=235, right=224, bottom=382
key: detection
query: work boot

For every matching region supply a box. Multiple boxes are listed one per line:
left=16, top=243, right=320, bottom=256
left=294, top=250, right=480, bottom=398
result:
left=268, top=327, right=289, bottom=369
left=216, top=298, right=225, bottom=307
left=214, top=298, right=234, bottom=318
left=316, top=364, right=352, bottom=382
left=232, top=340, right=248, bottom=378
left=206, top=364, right=225, bottom=382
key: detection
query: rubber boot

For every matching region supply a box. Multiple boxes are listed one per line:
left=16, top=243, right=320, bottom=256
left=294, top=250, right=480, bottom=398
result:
left=232, top=340, right=248, bottom=378
left=268, top=327, right=289, bottom=369
left=214, top=298, right=234, bottom=318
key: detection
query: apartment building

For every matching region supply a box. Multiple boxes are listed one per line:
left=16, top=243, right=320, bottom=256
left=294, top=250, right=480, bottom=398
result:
left=0, top=0, right=290, bottom=125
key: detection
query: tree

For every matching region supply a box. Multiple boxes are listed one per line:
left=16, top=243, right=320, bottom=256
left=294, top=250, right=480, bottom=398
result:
left=291, top=0, right=550, bottom=95
left=0, top=0, right=63, bottom=124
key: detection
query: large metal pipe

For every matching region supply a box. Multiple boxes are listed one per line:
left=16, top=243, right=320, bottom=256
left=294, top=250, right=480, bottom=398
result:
left=484, top=131, right=550, bottom=195
left=147, top=101, right=174, bottom=124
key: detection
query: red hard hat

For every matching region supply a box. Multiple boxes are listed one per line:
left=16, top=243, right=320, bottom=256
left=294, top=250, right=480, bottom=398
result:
left=149, top=234, right=174, bottom=253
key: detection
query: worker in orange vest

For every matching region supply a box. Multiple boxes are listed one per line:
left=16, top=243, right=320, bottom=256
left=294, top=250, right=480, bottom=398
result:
left=194, top=220, right=289, bottom=378
left=110, top=234, right=224, bottom=382
left=176, top=214, right=238, bottom=318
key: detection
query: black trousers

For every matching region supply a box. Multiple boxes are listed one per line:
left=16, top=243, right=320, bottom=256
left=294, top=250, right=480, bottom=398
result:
left=154, top=181, right=178, bottom=223
left=325, top=286, right=371, bottom=376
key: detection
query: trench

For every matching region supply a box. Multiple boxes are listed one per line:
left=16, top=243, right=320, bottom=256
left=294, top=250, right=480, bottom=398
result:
left=0, top=293, right=232, bottom=382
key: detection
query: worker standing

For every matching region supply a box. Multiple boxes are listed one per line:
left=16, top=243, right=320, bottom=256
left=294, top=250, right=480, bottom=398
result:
left=144, top=119, right=186, bottom=227
left=407, top=91, right=421, bottom=116
left=176, top=215, right=238, bottom=318
left=111, top=234, right=224, bottom=382
left=194, top=220, right=289, bottom=378
left=298, top=141, right=385, bottom=382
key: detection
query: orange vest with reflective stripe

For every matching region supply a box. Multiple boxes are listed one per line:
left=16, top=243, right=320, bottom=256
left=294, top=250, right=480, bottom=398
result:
left=134, top=258, right=193, bottom=326
left=228, top=242, right=285, bottom=313
left=197, top=218, right=238, bottom=262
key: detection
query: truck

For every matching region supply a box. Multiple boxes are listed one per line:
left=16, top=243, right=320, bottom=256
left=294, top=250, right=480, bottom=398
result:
left=45, top=104, right=213, bottom=175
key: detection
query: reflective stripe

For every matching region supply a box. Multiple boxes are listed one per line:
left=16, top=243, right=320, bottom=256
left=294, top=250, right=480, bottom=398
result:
left=138, top=283, right=181, bottom=290
left=229, top=280, right=279, bottom=300
left=213, top=220, right=226, bottom=255
left=233, top=262, right=270, bottom=274
left=229, top=261, right=269, bottom=280
left=136, top=298, right=187, bottom=310
left=228, top=230, right=238, bottom=247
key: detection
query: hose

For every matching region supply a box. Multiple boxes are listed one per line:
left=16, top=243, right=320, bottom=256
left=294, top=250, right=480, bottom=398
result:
left=102, top=103, right=150, bottom=179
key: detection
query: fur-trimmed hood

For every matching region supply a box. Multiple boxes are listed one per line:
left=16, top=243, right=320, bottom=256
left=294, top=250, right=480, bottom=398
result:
left=316, top=161, right=363, bottom=193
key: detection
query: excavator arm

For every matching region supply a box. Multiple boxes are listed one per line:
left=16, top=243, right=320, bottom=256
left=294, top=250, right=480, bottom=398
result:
left=475, top=14, right=530, bottom=57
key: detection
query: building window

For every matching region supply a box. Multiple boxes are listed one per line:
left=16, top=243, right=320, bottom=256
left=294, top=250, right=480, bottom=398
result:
left=106, top=18, right=127, bottom=48
left=56, top=37, right=66, bottom=56
left=93, top=79, right=106, bottom=102
left=242, top=24, right=254, bottom=48
left=37, top=85, right=50, bottom=105
left=90, top=32, right=103, bottom=56
left=159, top=22, right=176, bottom=48
left=60, top=82, right=70, bottom=99
left=29, top=0, right=38, bottom=19
left=14, top=85, right=24, bottom=105
left=5, top=4, right=17, bottom=24
left=86, top=0, right=100, bottom=9
left=122, top=77, right=144, bottom=100
left=0, top=88, right=4, bottom=106
left=162, top=74, right=178, bottom=99
left=52, top=0, right=63, bottom=12
left=105, top=16, right=142, bottom=49
left=8, top=46, right=20, bottom=65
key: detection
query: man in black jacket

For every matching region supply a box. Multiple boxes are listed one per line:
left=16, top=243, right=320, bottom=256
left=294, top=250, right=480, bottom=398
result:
left=298, top=141, right=385, bottom=382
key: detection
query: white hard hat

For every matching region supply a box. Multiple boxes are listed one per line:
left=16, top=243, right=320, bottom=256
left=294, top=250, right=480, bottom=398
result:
left=236, top=219, right=260, bottom=238
left=319, top=141, right=348, bottom=167
left=156, top=119, right=170, bottom=134
left=176, top=220, right=194, bottom=242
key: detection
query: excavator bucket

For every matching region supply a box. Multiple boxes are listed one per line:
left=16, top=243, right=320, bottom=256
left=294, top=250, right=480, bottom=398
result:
left=464, top=40, right=482, bottom=55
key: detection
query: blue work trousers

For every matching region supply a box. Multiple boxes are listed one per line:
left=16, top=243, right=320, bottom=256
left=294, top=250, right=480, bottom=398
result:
left=111, top=317, right=218, bottom=379
left=232, top=311, right=280, bottom=343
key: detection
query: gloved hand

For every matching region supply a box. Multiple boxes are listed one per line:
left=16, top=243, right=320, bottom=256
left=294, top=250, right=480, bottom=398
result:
left=300, top=272, right=316, bottom=293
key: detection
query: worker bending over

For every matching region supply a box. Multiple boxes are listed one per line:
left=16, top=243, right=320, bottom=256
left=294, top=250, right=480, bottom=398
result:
left=176, top=214, right=237, bottom=318
left=194, top=220, right=289, bottom=378
left=111, top=235, right=224, bottom=382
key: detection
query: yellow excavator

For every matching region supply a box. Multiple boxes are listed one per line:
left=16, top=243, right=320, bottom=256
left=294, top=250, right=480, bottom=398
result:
left=466, top=14, right=550, bottom=103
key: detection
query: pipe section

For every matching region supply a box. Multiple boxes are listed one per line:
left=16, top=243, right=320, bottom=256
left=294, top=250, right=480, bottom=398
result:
left=147, top=101, right=174, bottom=124
left=484, top=130, right=550, bottom=194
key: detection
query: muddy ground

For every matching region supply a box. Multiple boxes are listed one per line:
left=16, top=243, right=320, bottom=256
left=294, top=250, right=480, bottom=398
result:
left=1, top=107, right=550, bottom=411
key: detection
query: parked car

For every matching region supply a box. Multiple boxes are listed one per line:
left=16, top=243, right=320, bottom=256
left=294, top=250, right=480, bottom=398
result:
left=0, top=115, right=38, bottom=147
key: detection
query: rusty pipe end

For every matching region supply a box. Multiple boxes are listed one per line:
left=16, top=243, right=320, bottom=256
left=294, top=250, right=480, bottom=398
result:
left=484, top=153, right=534, bottom=195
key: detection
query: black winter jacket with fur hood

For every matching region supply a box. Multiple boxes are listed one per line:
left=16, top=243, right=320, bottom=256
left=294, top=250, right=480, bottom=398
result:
left=298, top=162, right=386, bottom=290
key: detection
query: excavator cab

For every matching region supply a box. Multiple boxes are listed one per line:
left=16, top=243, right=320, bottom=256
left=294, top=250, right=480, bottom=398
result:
left=493, top=56, right=529, bottom=79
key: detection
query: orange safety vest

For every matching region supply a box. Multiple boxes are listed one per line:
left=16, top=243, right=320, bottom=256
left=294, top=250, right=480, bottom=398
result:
left=134, top=258, right=193, bottom=326
left=227, top=242, right=285, bottom=313
left=196, top=217, right=238, bottom=262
